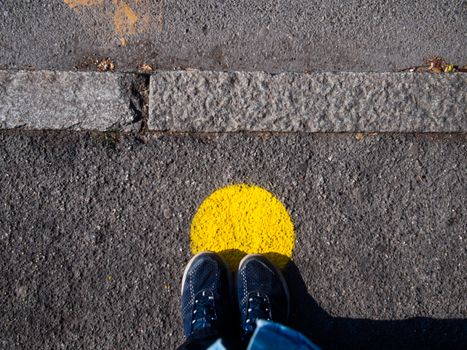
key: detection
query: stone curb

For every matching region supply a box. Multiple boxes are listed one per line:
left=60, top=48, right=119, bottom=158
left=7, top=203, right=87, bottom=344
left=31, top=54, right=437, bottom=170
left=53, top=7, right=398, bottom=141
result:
left=0, top=70, right=147, bottom=131
left=1, top=70, right=465, bottom=132
left=149, top=71, right=466, bottom=132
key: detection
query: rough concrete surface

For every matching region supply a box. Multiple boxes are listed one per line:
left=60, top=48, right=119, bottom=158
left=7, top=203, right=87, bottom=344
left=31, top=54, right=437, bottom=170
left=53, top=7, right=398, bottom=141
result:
left=0, top=131, right=466, bottom=349
left=149, top=71, right=467, bottom=132
left=0, top=70, right=147, bottom=131
left=0, top=0, right=465, bottom=73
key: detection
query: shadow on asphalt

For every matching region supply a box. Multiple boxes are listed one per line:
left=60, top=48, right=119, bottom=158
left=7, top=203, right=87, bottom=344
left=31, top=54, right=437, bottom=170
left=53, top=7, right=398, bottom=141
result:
left=283, top=262, right=467, bottom=350
left=215, top=249, right=466, bottom=349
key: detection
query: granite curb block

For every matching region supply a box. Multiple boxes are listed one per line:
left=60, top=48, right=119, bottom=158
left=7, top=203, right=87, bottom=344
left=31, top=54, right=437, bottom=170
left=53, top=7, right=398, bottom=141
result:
left=0, top=70, right=147, bottom=131
left=1, top=70, right=465, bottom=132
left=149, top=71, right=467, bottom=132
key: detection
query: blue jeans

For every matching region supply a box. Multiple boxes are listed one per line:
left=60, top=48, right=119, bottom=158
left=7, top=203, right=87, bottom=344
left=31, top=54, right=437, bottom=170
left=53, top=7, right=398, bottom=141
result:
left=207, top=320, right=321, bottom=350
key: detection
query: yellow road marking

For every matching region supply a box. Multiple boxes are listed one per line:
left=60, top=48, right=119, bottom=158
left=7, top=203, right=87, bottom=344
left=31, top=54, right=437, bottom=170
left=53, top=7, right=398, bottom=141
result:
left=190, top=184, right=295, bottom=270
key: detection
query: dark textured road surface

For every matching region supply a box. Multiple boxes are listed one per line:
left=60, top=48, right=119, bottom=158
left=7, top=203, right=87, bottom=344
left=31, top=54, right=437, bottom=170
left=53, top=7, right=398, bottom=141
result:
left=1, top=131, right=466, bottom=349
left=1, top=0, right=465, bottom=72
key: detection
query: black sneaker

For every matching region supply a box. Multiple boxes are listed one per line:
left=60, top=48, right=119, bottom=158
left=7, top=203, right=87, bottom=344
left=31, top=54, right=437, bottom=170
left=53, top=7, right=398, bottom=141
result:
left=236, top=254, right=290, bottom=341
left=180, top=251, right=233, bottom=339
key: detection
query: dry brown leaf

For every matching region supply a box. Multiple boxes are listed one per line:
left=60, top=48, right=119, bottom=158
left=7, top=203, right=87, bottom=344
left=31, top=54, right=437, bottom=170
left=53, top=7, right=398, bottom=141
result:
left=137, top=63, right=154, bottom=72
left=426, top=57, right=445, bottom=73
left=399, top=57, right=466, bottom=73
left=97, top=58, right=115, bottom=72
left=355, top=133, right=365, bottom=141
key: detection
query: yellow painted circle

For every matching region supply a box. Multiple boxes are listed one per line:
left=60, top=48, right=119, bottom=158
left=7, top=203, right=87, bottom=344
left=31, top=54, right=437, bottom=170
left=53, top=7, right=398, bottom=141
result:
left=190, top=184, right=295, bottom=269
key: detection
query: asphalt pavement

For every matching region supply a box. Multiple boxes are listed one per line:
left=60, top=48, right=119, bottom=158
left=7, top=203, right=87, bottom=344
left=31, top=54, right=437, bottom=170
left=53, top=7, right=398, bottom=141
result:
left=0, top=0, right=465, bottom=72
left=1, top=1, right=466, bottom=349
left=0, top=130, right=466, bottom=349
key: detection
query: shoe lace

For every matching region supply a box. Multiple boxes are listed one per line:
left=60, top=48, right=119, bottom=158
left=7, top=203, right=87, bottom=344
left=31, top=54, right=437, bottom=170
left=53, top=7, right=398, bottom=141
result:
left=191, top=290, right=217, bottom=332
left=244, top=292, right=272, bottom=334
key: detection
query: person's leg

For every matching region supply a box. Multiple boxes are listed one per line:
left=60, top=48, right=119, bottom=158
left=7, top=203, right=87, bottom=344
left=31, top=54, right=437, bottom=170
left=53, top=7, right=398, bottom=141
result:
left=177, top=252, right=235, bottom=350
left=246, top=320, right=321, bottom=350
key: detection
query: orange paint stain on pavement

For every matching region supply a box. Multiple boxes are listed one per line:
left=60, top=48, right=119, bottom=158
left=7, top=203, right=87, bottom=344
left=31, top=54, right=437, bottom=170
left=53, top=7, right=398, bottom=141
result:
left=63, top=0, right=104, bottom=9
left=112, top=0, right=140, bottom=46
left=63, top=0, right=160, bottom=46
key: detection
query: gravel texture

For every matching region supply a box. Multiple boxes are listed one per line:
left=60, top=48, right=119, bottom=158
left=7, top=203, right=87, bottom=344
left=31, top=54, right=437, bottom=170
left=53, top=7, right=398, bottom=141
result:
left=0, top=70, right=147, bottom=131
left=0, top=131, right=466, bottom=349
left=149, top=71, right=467, bottom=132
